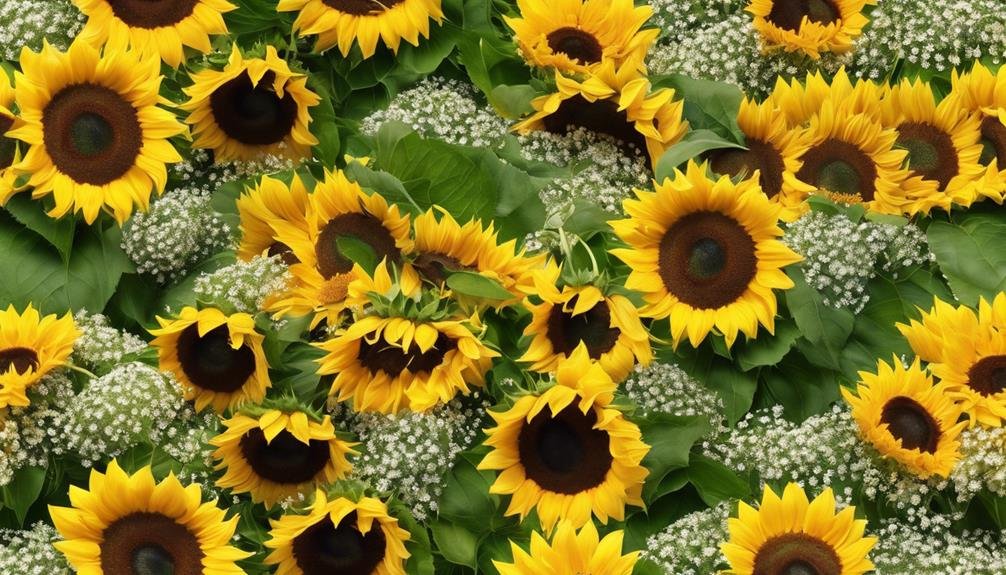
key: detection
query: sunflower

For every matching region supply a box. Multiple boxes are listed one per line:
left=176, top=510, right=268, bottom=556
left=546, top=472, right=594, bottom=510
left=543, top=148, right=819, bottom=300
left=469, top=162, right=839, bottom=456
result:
left=925, top=322, right=1006, bottom=428
left=842, top=358, right=966, bottom=478
left=72, top=0, right=236, bottom=67
left=50, top=460, right=249, bottom=574
left=6, top=39, right=185, bottom=224
left=0, top=71, right=18, bottom=205
left=721, top=483, right=876, bottom=575
left=610, top=161, right=801, bottom=348
left=316, top=313, right=497, bottom=413
left=236, top=173, right=311, bottom=263
left=0, top=304, right=79, bottom=408
left=747, top=0, right=874, bottom=59
left=182, top=45, right=320, bottom=163
left=265, top=490, right=411, bottom=575
left=515, top=58, right=687, bottom=167
left=896, top=296, right=985, bottom=365
left=277, top=0, right=444, bottom=59
left=478, top=345, right=649, bottom=533
left=210, top=409, right=357, bottom=506
left=767, top=68, right=882, bottom=129
left=494, top=521, right=638, bottom=575
left=504, top=0, right=657, bottom=74
left=949, top=62, right=1006, bottom=174
left=149, top=306, right=271, bottom=413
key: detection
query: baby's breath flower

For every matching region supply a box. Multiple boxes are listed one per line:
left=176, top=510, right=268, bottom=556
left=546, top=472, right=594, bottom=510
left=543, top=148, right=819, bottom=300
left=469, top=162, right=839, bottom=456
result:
left=622, top=361, right=725, bottom=425
left=872, top=513, right=1006, bottom=574
left=644, top=502, right=731, bottom=575
left=170, top=149, right=296, bottom=195
left=0, top=0, right=84, bottom=61
left=70, top=310, right=147, bottom=375
left=0, top=372, right=74, bottom=487
left=0, top=522, right=70, bottom=575
left=950, top=425, right=1006, bottom=500
left=193, top=255, right=290, bottom=314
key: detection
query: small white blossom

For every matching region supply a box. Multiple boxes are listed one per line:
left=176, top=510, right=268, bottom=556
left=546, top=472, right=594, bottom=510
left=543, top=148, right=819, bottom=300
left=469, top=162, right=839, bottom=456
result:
left=0, top=522, right=71, bottom=575
left=0, top=0, right=84, bottom=61
left=193, top=255, right=291, bottom=314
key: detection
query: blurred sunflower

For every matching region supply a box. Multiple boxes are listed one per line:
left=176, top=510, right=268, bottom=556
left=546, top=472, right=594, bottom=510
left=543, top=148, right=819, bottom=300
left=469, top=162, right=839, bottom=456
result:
left=7, top=39, right=185, bottom=224
left=265, top=491, right=411, bottom=574
left=610, top=162, right=801, bottom=348
left=494, top=521, right=638, bottom=575
left=747, top=0, right=874, bottom=59
left=277, top=0, right=444, bottom=59
left=236, top=173, right=311, bottom=264
left=0, top=304, right=78, bottom=408
left=150, top=306, right=271, bottom=413
left=182, top=45, right=319, bottom=163
left=211, top=409, right=357, bottom=506
left=50, top=461, right=249, bottom=574
left=0, top=71, right=18, bottom=205
left=721, top=483, right=876, bottom=575
left=949, top=62, right=1006, bottom=173
left=478, top=345, right=649, bottom=533
left=842, top=358, right=966, bottom=478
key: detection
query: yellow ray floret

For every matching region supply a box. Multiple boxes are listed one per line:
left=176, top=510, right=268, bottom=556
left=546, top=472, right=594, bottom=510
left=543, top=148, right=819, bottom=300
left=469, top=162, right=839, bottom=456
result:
left=494, top=520, right=638, bottom=575
left=747, top=0, right=875, bottom=59
left=0, top=303, right=79, bottom=408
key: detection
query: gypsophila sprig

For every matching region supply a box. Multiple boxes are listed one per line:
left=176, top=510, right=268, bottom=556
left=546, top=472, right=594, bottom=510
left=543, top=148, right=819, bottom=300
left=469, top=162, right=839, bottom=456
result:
left=169, top=148, right=297, bottom=195
left=950, top=425, right=1006, bottom=501
left=622, top=361, right=725, bottom=425
left=0, top=0, right=84, bottom=62
left=70, top=311, right=147, bottom=375
left=644, top=502, right=731, bottom=575
left=0, top=523, right=70, bottom=575
left=193, top=255, right=291, bottom=314
left=0, top=373, right=74, bottom=487
left=648, top=0, right=746, bottom=44
left=871, top=513, right=1006, bottom=574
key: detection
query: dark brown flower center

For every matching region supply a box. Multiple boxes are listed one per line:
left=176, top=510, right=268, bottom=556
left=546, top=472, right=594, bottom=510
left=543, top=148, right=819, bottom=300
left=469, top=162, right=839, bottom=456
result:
left=268, top=241, right=299, bottom=265
left=967, top=355, right=1006, bottom=397
left=43, top=83, right=142, bottom=186
left=881, top=396, right=940, bottom=453
left=176, top=325, right=256, bottom=393
left=796, top=138, right=878, bottom=201
left=0, top=115, right=15, bottom=170
left=292, top=511, right=387, bottom=575
left=412, top=252, right=468, bottom=283
left=106, top=0, right=199, bottom=28
left=545, top=27, right=603, bottom=64
left=238, top=428, right=331, bottom=484
left=979, top=116, right=1006, bottom=166
left=709, top=138, right=787, bottom=198
left=545, top=297, right=620, bottom=359
left=542, top=95, right=648, bottom=158
left=209, top=71, right=298, bottom=147
left=752, top=533, right=842, bottom=575
left=316, top=213, right=400, bottom=278
left=766, top=0, right=840, bottom=31
left=357, top=332, right=453, bottom=376
left=896, top=121, right=959, bottom=189
left=100, top=512, right=204, bottom=575
left=0, top=347, right=39, bottom=375
left=658, top=211, right=757, bottom=310
left=517, top=403, right=612, bottom=494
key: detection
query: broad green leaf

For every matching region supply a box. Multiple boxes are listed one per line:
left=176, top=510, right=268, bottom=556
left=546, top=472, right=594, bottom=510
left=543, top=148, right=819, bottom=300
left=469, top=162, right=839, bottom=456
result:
left=927, top=211, right=1006, bottom=306
left=1, top=465, right=46, bottom=527
left=734, top=319, right=800, bottom=371
left=3, top=194, right=75, bottom=260
left=490, top=84, right=536, bottom=119
left=687, top=453, right=750, bottom=506
left=758, top=355, right=840, bottom=422
left=431, top=521, right=478, bottom=568
left=335, top=235, right=379, bottom=274
left=654, top=129, right=747, bottom=181
left=438, top=454, right=500, bottom=534
left=652, top=74, right=745, bottom=141
left=637, top=413, right=711, bottom=501
left=446, top=271, right=514, bottom=301
left=785, top=267, right=855, bottom=370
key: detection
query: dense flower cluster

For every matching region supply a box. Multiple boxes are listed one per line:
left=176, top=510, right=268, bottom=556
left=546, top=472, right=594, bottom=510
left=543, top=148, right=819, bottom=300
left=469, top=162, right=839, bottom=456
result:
left=644, top=502, right=730, bottom=574
left=622, top=360, right=725, bottom=423
left=0, top=374, right=74, bottom=487
left=871, top=513, right=1006, bottom=573
left=0, top=523, right=70, bottom=575
left=70, top=311, right=147, bottom=374
left=0, top=0, right=84, bottom=62
left=192, top=255, right=291, bottom=314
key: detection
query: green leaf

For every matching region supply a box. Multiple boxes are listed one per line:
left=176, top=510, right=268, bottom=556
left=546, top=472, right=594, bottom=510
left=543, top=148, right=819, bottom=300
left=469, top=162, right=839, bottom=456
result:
left=56, top=224, right=133, bottom=312
left=489, top=84, right=536, bottom=119
left=687, top=453, right=750, bottom=506
left=3, top=194, right=76, bottom=260
left=431, top=522, right=478, bottom=568
left=785, top=267, right=855, bottom=369
left=396, top=24, right=459, bottom=75
left=335, top=235, right=379, bottom=274
left=446, top=270, right=514, bottom=301
left=927, top=211, right=1006, bottom=306
left=1, top=465, right=46, bottom=527
left=734, top=319, right=800, bottom=371
left=758, top=355, right=840, bottom=422
left=654, top=129, right=747, bottom=181
left=561, top=199, right=615, bottom=238
left=309, top=87, right=342, bottom=166
left=653, top=75, right=745, bottom=141
left=637, top=413, right=711, bottom=501
left=438, top=453, right=500, bottom=534
left=703, top=361, right=758, bottom=425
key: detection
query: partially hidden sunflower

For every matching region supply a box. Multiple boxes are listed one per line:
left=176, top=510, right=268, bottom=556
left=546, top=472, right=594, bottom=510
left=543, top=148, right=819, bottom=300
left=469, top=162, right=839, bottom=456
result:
left=478, top=344, right=649, bottom=533
left=898, top=294, right=1006, bottom=364
left=767, top=68, right=883, bottom=129
left=0, top=70, right=19, bottom=205
left=515, top=58, right=687, bottom=168
left=265, top=490, right=411, bottom=575
left=504, top=0, right=657, bottom=74
left=277, top=0, right=444, bottom=59
left=50, top=460, right=249, bottom=574
left=949, top=62, right=1006, bottom=177
left=72, top=0, right=236, bottom=67
left=931, top=326, right=1006, bottom=428
left=721, top=483, right=876, bottom=575
left=236, top=173, right=311, bottom=264
left=182, top=45, right=320, bottom=163
left=150, top=306, right=271, bottom=413
left=747, top=0, right=874, bottom=59
left=842, top=357, right=966, bottom=478
left=0, top=304, right=79, bottom=408
left=494, top=521, right=638, bottom=575
left=610, top=161, right=801, bottom=348
left=210, top=409, right=357, bottom=506
left=7, top=39, right=185, bottom=224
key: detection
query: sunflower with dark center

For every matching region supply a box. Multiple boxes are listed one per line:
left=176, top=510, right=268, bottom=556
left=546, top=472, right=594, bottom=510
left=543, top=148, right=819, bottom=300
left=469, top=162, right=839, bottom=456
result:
left=946, top=62, right=1006, bottom=201
left=494, top=521, right=639, bottom=575
left=746, top=0, right=872, bottom=59
left=721, top=483, right=877, bottom=575
left=277, top=0, right=443, bottom=59
left=50, top=460, right=249, bottom=575
left=843, top=358, right=966, bottom=478
left=237, top=173, right=311, bottom=265
left=0, top=304, right=79, bottom=409
left=266, top=491, right=411, bottom=575
left=611, top=161, right=801, bottom=349
left=927, top=320, right=1006, bottom=429
left=0, top=71, right=19, bottom=205
left=896, top=296, right=993, bottom=366
left=183, top=45, right=319, bottom=163
left=210, top=409, right=357, bottom=507
left=504, top=0, right=657, bottom=74
left=479, top=345, right=649, bottom=533
left=6, top=39, right=185, bottom=224
left=515, top=58, right=688, bottom=168
left=767, top=68, right=884, bottom=130
left=72, top=0, right=235, bottom=67
left=150, top=306, right=271, bottom=413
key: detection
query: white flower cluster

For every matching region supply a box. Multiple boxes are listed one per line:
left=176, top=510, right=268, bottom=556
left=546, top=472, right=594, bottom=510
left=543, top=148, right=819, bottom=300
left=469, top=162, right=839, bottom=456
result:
left=70, top=310, right=147, bottom=375
left=644, top=502, right=730, bottom=574
left=193, top=255, right=291, bottom=314
left=122, top=188, right=233, bottom=284
left=648, top=0, right=746, bottom=44
left=950, top=425, right=1006, bottom=501
left=160, top=410, right=219, bottom=487
left=871, top=513, right=1006, bottom=574
left=170, top=149, right=297, bottom=195
left=332, top=393, right=489, bottom=522
left=622, top=361, right=725, bottom=425
left=0, top=373, right=74, bottom=487
left=783, top=211, right=932, bottom=312
left=0, top=0, right=84, bottom=62
left=0, top=522, right=70, bottom=575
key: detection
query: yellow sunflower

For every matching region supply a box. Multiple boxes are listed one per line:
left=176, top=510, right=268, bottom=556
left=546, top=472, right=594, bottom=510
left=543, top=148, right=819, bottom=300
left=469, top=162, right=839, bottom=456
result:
left=515, top=58, right=688, bottom=167
left=210, top=409, right=357, bottom=506
left=949, top=62, right=1006, bottom=175
left=50, top=460, right=249, bottom=574
left=767, top=68, right=883, bottom=129
left=896, top=296, right=987, bottom=365
left=0, top=304, right=79, bottom=408
left=478, top=345, right=649, bottom=533
left=265, top=490, right=411, bottom=575
left=842, top=357, right=966, bottom=478
left=72, top=0, right=235, bottom=68
left=182, top=44, right=320, bottom=163
left=0, top=70, right=18, bottom=205
left=610, top=161, right=801, bottom=348
left=721, top=483, right=876, bottom=575
left=316, top=313, right=497, bottom=413
left=236, top=173, right=311, bottom=263
left=277, top=0, right=444, bottom=59
left=504, top=0, right=657, bottom=74
left=494, top=521, right=638, bottom=575
left=747, top=0, right=874, bottom=59
left=149, top=306, right=271, bottom=413
left=7, top=39, right=185, bottom=224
